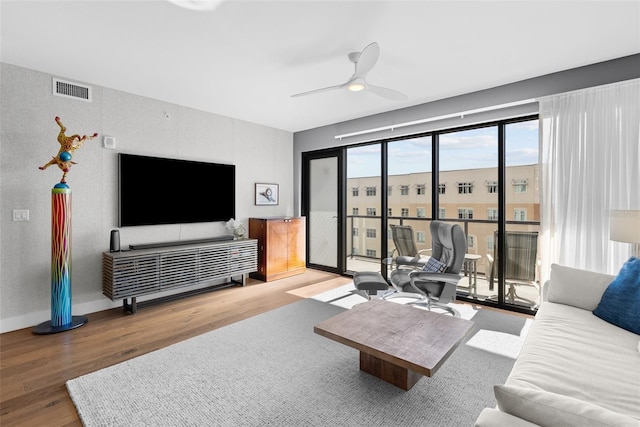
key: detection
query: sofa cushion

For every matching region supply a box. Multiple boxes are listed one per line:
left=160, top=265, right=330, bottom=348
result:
left=494, top=385, right=639, bottom=427
left=593, top=257, right=640, bottom=334
left=506, top=302, right=640, bottom=420
left=474, top=408, right=540, bottom=427
left=547, top=264, right=615, bottom=310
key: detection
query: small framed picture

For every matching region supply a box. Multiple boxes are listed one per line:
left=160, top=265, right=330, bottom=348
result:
left=255, top=183, right=279, bottom=205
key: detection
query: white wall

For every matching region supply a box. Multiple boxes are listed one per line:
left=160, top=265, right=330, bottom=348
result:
left=0, top=63, right=293, bottom=332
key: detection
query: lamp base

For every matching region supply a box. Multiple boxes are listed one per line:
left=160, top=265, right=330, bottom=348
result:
left=32, top=315, right=87, bottom=335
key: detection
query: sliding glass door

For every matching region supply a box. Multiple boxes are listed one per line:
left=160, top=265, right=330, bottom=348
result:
left=503, top=119, right=541, bottom=309
left=345, top=144, right=382, bottom=273
left=302, top=150, right=343, bottom=273
left=438, top=125, right=499, bottom=302
left=301, top=115, right=540, bottom=313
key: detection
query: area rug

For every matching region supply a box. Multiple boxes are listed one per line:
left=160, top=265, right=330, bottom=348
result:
left=67, top=295, right=531, bottom=426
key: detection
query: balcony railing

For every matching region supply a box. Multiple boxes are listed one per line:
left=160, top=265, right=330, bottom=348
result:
left=346, top=215, right=542, bottom=310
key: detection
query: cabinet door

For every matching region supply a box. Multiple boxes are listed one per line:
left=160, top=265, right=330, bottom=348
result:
left=266, top=220, right=290, bottom=276
left=288, top=217, right=306, bottom=270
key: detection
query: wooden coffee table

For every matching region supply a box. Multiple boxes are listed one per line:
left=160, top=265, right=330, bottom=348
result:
left=314, top=298, right=474, bottom=390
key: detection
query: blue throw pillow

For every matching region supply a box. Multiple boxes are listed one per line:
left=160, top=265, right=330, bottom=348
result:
left=423, top=257, right=447, bottom=273
left=592, top=257, right=640, bottom=334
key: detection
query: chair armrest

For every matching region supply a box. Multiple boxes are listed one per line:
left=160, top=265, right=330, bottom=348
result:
left=408, top=271, right=462, bottom=284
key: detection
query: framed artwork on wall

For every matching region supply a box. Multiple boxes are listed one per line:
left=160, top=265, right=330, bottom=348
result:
left=255, top=183, right=279, bottom=205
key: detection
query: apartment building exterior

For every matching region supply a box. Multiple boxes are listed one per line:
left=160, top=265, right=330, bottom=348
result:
left=347, top=164, right=540, bottom=276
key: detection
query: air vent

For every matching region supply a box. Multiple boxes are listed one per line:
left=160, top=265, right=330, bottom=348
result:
left=52, top=78, right=92, bottom=102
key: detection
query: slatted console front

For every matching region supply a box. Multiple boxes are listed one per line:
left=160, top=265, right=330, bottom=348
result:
left=102, top=239, right=257, bottom=313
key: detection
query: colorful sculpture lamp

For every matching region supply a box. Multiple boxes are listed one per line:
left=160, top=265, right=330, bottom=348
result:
left=33, top=117, right=97, bottom=334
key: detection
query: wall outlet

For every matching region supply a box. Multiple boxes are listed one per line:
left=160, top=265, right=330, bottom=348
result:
left=13, top=209, right=29, bottom=221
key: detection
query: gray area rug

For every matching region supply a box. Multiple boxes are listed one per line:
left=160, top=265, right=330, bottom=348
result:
left=67, top=298, right=528, bottom=426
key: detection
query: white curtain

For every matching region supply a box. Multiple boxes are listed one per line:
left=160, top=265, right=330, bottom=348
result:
left=539, top=79, right=640, bottom=279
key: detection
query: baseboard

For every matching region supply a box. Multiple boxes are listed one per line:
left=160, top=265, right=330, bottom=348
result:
left=0, top=278, right=236, bottom=334
left=0, top=298, right=120, bottom=334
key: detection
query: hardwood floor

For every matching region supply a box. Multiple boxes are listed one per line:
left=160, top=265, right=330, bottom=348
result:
left=1, top=270, right=532, bottom=426
left=0, top=269, right=352, bottom=427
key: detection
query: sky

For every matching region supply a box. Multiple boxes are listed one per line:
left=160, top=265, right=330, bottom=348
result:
left=347, top=119, right=539, bottom=178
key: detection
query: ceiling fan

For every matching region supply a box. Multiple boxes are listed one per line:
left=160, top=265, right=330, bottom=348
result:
left=291, top=42, right=408, bottom=101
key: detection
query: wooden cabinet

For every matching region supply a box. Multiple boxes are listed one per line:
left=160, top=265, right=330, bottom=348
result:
left=249, top=217, right=306, bottom=281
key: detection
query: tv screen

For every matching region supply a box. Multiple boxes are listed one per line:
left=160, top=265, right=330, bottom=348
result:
left=118, top=154, right=235, bottom=227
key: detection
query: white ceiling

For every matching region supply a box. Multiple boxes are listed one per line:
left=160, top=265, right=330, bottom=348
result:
left=1, top=1, right=639, bottom=133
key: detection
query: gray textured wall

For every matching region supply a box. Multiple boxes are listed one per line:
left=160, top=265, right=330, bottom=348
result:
left=0, top=63, right=293, bottom=332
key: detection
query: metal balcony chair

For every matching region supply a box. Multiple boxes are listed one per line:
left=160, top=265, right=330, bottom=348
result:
left=487, top=231, right=540, bottom=307
left=384, top=221, right=467, bottom=316
left=388, top=224, right=431, bottom=270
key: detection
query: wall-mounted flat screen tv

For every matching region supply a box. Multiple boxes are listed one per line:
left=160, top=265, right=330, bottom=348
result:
left=118, top=153, right=235, bottom=227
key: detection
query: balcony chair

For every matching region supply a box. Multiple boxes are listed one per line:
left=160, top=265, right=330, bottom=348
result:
left=487, top=230, right=540, bottom=307
left=388, top=224, right=431, bottom=270
left=384, top=221, right=467, bottom=316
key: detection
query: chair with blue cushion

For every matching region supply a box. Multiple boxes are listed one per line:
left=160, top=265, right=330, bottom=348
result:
left=384, top=221, right=467, bottom=316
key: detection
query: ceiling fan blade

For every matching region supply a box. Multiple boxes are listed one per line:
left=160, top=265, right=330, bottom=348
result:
left=353, top=42, right=380, bottom=78
left=368, top=84, right=408, bottom=101
left=290, top=84, right=343, bottom=98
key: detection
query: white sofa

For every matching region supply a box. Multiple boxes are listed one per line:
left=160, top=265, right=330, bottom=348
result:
left=475, top=263, right=640, bottom=427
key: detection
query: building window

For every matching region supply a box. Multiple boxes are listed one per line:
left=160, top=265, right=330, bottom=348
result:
left=438, top=208, right=446, bottom=218
left=487, top=235, right=494, bottom=251
left=439, top=184, right=446, bottom=194
left=352, top=187, right=359, bottom=197
left=366, top=249, right=376, bottom=257
left=388, top=208, right=393, bottom=216
left=468, top=235, right=475, bottom=249
left=513, top=179, right=527, bottom=193
left=458, top=182, right=474, bottom=194
left=486, top=181, right=498, bottom=193
left=352, top=207, right=359, bottom=215
left=417, top=207, right=426, bottom=218
left=400, top=185, right=409, bottom=195
left=416, top=231, right=426, bottom=244
left=352, top=247, right=359, bottom=256
left=366, top=186, right=376, bottom=196
left=458, top=208, right=474, bottom=219
left=352, top=228, right=358, bottom=237
left=366, top=228, right=376, bottom=238
left=514, top=208, right=527, bottom=221
left=366, top=207, right=376, bottom=216
left=401, top=208, right=409, bottom=217
left=388, top=186, right=393, bottom=196
left=416, top=184, right=426, bottom=195
left=487, top=208, right=498, bottom=220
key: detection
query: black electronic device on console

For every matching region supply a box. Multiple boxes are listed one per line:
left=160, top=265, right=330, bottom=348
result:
left=128, top=236, right=234, bottom=250
left=110, top=229, right=120, bottom=252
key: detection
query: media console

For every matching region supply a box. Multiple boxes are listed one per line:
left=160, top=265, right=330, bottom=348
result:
left=102, top=238, right=257, bottom=313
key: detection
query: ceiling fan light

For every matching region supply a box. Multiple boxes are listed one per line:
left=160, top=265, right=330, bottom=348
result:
left=167, top=0, right=222, bottom=11
left=348, top=82, right=366, bottom=92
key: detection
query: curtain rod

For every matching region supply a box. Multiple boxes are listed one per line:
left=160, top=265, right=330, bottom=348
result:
left=536, top=77, right=639, bottom=103
left=333, top=99, right=536, bottom=140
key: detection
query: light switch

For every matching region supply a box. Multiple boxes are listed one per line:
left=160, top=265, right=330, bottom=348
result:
left=13, top=209, right=29, bottom=221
